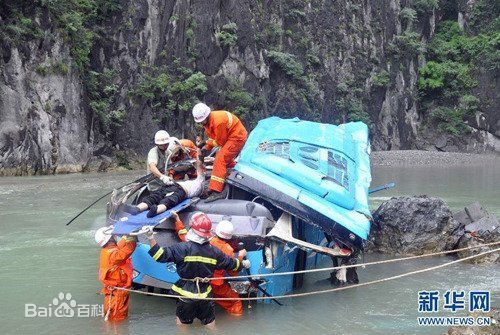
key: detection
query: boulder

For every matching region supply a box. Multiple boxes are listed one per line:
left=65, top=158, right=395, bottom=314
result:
left=368, top=196, right=462, bottom=254
left=435, top=136, right=448, bottom=151
left=455, top=215, right=499, bottom=264
left=453, top=209, right=472, bottom=226
left=465, top=201, right=488, bottom=222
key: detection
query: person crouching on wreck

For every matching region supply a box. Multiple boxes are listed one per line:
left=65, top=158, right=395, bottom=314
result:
left=122, top=155, right=205, bottom=218
left=144, top=212, right=250, bottom=326
left=95, top=228, right=136, bottom=322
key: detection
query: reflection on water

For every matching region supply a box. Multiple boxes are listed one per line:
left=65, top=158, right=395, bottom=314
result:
left=0, top=163, right=498, bottom=335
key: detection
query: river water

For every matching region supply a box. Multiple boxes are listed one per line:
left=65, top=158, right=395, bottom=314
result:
left=0, top=162, right=498, bottom=335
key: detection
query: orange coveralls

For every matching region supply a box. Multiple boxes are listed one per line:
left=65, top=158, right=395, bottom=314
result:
left=169, top=139, right=199, bottom=180
left=98, top=237, right=136, bottom=321
left=203, top=111, right=247, bottom=192
left=174, top=220, right=243, bottom=314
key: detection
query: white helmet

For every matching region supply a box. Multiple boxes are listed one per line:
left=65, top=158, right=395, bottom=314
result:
left=95, top=226, right=113, bottom=247
left=154, top=130, right=170, bottom=145
left=215, top=220, right=234, bottom=240
left=192, top=103, right=211, bottom=123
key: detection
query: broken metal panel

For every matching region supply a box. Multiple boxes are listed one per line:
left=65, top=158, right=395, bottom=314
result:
left=266, top=213, right=352, bottom=257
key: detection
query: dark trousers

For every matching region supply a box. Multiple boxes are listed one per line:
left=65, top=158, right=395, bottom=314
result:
left=142, top=183, right=187, bottom=208
left=176, top=299, right=215, bottom=325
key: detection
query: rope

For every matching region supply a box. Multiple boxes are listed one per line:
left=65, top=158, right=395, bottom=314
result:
left=209, top=240, right=500, bottom=281
left=112, top=245, right=499, bottom=301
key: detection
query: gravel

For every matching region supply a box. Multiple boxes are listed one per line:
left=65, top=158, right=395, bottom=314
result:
left=371, top=150, right=500, bottom=167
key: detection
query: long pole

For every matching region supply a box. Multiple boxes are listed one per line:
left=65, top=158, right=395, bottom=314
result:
left=65, top=173, right=153, bottom=226
left=368, top=182, right=396, bottom=194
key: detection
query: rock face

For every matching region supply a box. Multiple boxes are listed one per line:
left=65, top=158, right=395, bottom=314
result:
left=0, top=40, right=93, bottom=175
left=1, top=1, right=498, bottom=175
left=369, top=195, right=462, bottom=254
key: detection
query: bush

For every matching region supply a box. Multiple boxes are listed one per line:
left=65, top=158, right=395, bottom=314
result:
left=419, top=61, right=476, bottom=99
left=428, top=21, right=499, bottom=71
left=88, top=69, right=123, bottom=130
left=400, top=7, right=417, bottom=23
left=430, top=106, right=470, bottom=135
left=336, top=97, right=369, bottom=123
left=129, top=64, right=207, bottom=123
left=417, top=17, right=498, bottom=136
left=372, top=70, right=390, bottom=88
left=390, top=31, right=423, bottom=56
left=267, top=51, right=304, bottom=80
left=115, top=151, right=131, bottom=169
left=414, top=0, right=439, bottom=14
left=216, top=22, right=238, bottom=47
left=223, top=80, right=254, bottom=120
left=306, top=52, right=321, bottom=66
left=458, top=94, right=479, bottom=115
left=35, top=61, right=70, bottom=76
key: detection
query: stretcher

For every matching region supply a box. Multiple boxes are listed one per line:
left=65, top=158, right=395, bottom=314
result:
left=110, top=198, right=198, bottom=235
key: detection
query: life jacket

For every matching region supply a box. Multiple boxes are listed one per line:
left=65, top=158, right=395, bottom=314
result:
left=98, top=239, right=135, bottom=291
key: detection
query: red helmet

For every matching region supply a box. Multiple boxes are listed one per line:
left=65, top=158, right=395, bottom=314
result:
left=189, top=212, right=213, bottom=238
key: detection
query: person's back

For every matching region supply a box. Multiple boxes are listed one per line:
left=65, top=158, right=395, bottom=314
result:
left=145, top=212, right=248, bottom=325
left=150, top=239, right=236, bottom=297
left=96, top=230, right=136, bottom=322
left=203, top=110, right=247, bottom=147
left=98, top=239, right=135, bottom=289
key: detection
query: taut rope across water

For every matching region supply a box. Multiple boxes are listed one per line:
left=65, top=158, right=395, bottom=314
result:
left=112, top=241, right=499, bottom=301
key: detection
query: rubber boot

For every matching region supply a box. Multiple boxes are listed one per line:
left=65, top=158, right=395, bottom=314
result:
left=205, top=185, right=229, bottom=203
left=122, top=204, right=140, bottom=215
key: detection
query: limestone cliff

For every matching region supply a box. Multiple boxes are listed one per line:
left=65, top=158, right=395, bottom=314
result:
left=0, top=0, right=498, bottom=175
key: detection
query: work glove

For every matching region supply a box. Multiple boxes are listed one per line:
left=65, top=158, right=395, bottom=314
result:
left=160, top=174, right=173, bottom=185
left=238, top=249, right=247, bottom=259
left=143, top=226, right=155, bottom=240
left=242, top=259, right=251, bottom=269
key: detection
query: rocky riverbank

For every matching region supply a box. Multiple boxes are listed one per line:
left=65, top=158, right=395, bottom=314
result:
left=367, top=197, right=499, bottom=264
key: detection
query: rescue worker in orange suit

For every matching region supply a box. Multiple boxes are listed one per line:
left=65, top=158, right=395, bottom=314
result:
left=209, top=220, right=245, bottom=315
left=145, top=212, right=250, bottom=326
left=192, top=102, right=248, bottom=202
left=171, top=214, right=244, bottom=315
left=95, top=227, right=137, bottom=322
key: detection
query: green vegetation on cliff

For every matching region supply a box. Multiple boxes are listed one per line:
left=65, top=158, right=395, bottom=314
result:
left=129, top=60, right=207, bottom=133
left=418, top=0, right=499, bottom=135
left=1, top=0, right=498, bottom=155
